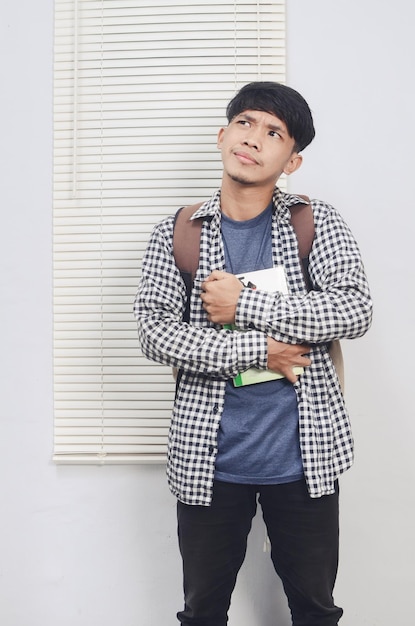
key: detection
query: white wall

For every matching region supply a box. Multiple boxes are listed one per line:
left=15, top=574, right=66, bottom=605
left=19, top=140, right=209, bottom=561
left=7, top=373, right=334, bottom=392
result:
left=285, top=3, right=415, bottom=623
left=0, top=1, right=413, bottom=624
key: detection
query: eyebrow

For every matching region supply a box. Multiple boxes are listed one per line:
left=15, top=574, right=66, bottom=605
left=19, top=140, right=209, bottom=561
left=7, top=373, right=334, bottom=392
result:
left=239, top=112, right=288, bottom=135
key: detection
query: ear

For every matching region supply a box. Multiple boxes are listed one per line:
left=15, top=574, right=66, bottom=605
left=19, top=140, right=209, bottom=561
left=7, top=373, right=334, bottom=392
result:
left=217, top=127, right=226, bottom=149
left=283, top=152, right=303, bottom=176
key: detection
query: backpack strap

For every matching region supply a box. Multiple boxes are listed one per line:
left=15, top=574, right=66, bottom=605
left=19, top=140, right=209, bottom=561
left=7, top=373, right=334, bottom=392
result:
left=173, top=202, right=205, bottom=281
left=173, top=202, right=205, bottom=324
left=289, top=196, right=344, bottom=390
left=172, top=202, right=205, bottom=387
left=289, top=195, right=314, bottom=258
left=288, top=195, right=315, bottom=290
left=172, top=196, right=344, bottom=391
left=173, top=196, right=316, bottom=308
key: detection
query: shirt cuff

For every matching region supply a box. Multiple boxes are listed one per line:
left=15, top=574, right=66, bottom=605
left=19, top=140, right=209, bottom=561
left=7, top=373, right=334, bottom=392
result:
left=235, top=287, right=275, bottom=334
left=234, top=328, right=268, bottom=371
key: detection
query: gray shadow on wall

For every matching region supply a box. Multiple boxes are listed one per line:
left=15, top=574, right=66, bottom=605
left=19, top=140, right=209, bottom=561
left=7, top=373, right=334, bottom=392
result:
left=228, top=510, right=291, bottom=626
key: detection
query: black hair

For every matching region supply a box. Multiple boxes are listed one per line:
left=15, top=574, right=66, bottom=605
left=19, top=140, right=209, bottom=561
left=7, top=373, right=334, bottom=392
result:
left=226, top=81, right=315, bottom=152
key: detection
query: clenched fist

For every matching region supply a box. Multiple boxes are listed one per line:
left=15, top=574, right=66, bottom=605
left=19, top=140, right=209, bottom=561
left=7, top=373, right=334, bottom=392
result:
left=201, top=270, right=244, bottom=324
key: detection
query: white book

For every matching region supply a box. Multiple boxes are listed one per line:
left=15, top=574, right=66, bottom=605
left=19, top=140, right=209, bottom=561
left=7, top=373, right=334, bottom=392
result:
left=226, top=267, right=304, bottom=387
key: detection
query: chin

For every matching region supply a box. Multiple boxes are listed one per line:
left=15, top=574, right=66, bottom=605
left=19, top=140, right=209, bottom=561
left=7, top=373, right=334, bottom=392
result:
left=228, top=173, right=256, bottom=185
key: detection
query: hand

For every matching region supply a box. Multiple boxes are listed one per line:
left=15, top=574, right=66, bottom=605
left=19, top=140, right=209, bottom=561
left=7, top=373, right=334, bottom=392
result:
left=200, top=270, right=244, bottom=324
left=267, top=338, right=311, bottom=383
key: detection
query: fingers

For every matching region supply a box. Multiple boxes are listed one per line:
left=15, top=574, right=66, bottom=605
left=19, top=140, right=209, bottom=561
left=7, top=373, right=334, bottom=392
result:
left=284, top=368, right=300, bottom=384
left=266, top=339, right=312, bottom=383
left=202, top=270, right=229, bottom=285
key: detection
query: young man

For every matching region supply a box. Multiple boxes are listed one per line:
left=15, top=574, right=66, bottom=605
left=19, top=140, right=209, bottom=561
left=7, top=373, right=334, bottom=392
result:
left=134, top=82, right=373, bottom=625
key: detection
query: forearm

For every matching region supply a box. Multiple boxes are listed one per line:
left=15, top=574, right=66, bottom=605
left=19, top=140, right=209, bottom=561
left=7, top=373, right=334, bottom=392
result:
left=236, top=281, right=372, bottom=344
left=136, top=305, right=268, bottom=378
left=235, top=209, right=373, bottom=343
left=134, top=222, right=268, bottom=377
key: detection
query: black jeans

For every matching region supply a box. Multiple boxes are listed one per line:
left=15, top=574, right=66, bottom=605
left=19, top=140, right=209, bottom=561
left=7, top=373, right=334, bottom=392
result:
left=177, top=479, right=343, bottom=626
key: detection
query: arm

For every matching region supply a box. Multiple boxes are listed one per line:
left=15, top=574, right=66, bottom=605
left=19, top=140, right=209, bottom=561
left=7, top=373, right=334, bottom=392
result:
left=200, top=271, right=312, bottom=382
left=235, top=204, right=373, bottom=344
left=133, top=218, right=269, bottom=378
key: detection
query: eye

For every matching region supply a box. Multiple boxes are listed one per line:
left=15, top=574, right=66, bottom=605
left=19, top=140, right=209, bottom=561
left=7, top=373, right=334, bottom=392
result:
left=269, top=130, right=282, bottom=139
left=237, top=119, right=250, bottom=127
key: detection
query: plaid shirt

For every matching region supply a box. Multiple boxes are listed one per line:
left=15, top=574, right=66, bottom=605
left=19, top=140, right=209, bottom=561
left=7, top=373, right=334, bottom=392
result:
left=134, top=188, right=373, bottom=505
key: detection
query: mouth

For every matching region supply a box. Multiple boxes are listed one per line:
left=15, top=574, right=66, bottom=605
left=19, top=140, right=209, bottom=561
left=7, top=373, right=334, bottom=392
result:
left=233, top=150, right=259, bottom=165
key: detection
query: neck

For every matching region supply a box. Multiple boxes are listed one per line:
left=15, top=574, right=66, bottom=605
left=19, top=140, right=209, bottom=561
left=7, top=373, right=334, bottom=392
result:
left=220, top=178, right=276, bottom=221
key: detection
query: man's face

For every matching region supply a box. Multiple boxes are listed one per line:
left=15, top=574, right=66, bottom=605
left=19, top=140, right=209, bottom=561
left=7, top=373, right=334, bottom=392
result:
left=217, top=109, right=302, bottom=187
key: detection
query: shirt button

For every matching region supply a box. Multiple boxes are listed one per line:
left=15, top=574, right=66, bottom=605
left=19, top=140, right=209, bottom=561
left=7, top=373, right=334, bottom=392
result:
left=208, top=445, right=215, bottom=455
left=213, top=404, right=219, bottom=413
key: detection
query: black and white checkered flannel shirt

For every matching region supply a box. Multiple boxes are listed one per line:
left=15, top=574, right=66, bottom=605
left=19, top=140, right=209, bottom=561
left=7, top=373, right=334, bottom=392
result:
left=134, top=188, right=373, bottom=506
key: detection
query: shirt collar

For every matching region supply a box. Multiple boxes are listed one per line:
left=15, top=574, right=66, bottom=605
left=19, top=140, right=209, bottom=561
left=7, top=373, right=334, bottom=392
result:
left=273, top=188, right=310, bottom=223
left=189, top=190, right=221, bottom=221
left=189, top=187, right=309, bottom=223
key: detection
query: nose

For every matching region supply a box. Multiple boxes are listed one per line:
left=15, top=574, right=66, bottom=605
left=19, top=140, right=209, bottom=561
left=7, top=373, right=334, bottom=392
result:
left=243, top=128, right=261, bottom=150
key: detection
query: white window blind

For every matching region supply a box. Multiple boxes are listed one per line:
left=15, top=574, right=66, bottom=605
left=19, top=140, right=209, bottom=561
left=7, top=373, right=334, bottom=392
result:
left=53, top=0, right=286, bottom=463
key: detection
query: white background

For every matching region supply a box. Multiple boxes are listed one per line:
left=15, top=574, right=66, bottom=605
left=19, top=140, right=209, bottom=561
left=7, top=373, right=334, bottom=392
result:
left=1, top=1, right=414, bottom=624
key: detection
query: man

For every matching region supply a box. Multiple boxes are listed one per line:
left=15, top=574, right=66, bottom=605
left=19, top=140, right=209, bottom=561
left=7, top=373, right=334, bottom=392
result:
left=134, top=82, right=372, bottom=625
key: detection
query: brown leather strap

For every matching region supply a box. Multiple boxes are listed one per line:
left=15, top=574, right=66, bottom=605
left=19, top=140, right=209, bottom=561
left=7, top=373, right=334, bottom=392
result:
left=289, top=195, right=315, bottom=260
left=172, top=202, right=204, bottom=281
left=173, top=196, right=315, bottom=280
left=172, top=195, right=344, bottom=391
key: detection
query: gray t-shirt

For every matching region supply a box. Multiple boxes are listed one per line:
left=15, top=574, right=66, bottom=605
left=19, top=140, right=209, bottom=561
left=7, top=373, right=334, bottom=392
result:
left=214, top=204, right=304, bottom=484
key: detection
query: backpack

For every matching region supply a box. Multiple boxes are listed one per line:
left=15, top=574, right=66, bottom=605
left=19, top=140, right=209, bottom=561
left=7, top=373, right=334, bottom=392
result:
left=172, top=197, right=344, bottom=391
